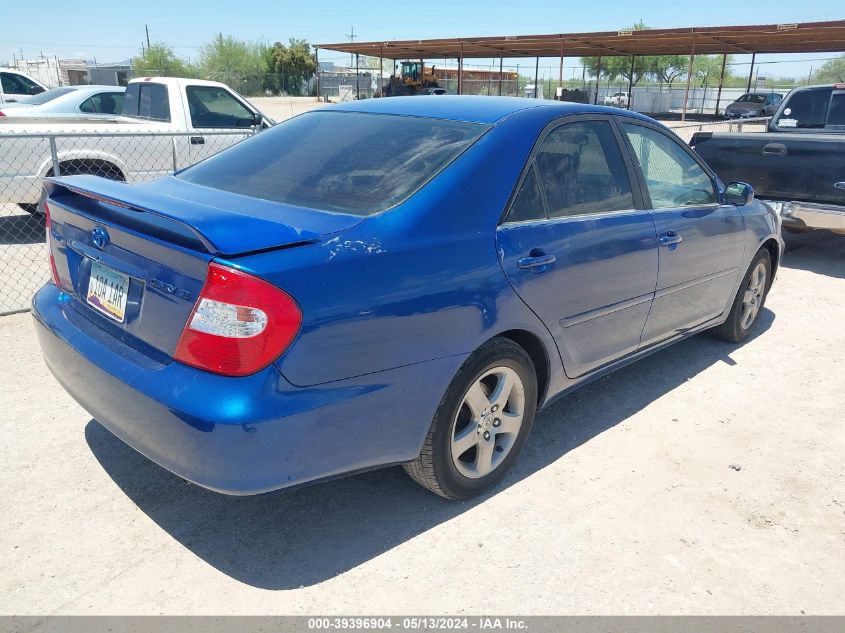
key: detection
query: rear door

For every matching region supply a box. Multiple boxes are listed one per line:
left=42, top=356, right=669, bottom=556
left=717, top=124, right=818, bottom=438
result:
left=496, top=115, right=658, bottom=378
left=618, top=120, right=744, bottom=346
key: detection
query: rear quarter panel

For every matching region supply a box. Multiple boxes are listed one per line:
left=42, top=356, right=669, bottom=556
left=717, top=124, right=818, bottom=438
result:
left=225, top=109, right=566, bottom=390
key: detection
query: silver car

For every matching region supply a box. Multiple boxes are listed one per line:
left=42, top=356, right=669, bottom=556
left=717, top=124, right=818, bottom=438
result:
left=0, top=85, right=125, bottom=119
left=723, top=92, right=783, bottom=118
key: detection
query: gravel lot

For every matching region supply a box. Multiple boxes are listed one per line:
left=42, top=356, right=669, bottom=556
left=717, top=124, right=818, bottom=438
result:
left=0, top=230, right=843, bottom=615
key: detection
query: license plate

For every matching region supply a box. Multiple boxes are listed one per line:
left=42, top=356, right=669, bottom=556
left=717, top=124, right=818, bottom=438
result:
left=87, top=261, right=130, bottom=322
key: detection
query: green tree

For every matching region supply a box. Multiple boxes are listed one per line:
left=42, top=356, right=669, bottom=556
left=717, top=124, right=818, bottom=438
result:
left=199, top=34, right=269, bottom=95
left=813, top=55, right=845, bottom=83
left=648, top=55, right=690, bottom=84
left=267, top=38, right=316, bottom=94
left=132, top=43, right=197, bottom=77
left=200, top=34, right=267, bottom=75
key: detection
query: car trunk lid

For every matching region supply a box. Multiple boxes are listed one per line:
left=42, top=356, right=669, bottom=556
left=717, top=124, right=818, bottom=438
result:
left=44, top=175, right=362, bottom=362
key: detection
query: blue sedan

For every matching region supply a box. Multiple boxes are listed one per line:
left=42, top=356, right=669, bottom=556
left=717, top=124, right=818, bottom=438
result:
left=33, top=97, right=783, bottom=500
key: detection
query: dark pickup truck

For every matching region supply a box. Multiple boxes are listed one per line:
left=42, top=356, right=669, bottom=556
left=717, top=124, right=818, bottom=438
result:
left=691, top=84, right=845, bottom=235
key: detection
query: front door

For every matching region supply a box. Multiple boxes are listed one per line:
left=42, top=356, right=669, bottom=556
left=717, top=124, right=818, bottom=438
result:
left=617, top=121, right=744, bottom=346
left=497, top=117, right=658, bottom=378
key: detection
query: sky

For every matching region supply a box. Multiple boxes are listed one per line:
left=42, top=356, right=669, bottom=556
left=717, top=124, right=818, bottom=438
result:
left=2, top=0, right=843, bottom=80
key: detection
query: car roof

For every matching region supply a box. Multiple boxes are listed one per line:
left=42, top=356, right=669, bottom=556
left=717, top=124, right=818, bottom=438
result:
left=325, top=95, right=654, bottom=124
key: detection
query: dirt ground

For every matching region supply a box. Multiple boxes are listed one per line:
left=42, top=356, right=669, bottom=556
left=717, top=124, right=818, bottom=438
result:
left=0, top=230, right=843, bottom=615
left=250, top=96, right=326, bottom=122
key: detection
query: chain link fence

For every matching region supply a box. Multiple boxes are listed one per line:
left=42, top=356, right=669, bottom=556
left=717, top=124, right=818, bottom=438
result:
left=0, top=129, right=255, bottom=315
left=0, top=116, right=774, bottom=316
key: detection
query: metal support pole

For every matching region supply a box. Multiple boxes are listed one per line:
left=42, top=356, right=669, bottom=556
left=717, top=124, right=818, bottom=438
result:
left=746, top=52, right=756, bottom=93
left=355, top=53, right=360, bottom=99
left=458, top=44, right=464, bottom=95
left=627, top=55, right=635, bottom=110
left=594, top=57, right=602, bottom=104
left=379, top=45, right=383, bottom=97
left=681, top=37, right=696, bottom=122
left=533, top=56, right=539, bottom=99
left=558, top=40, right=565, bottom=99
left=49, top=137, right=60, bottom=176
left=498, top=55, right=503, bottom=96
left=714, top=53, right=727, bottom=116
left=315, top=47, right=321, bottom=101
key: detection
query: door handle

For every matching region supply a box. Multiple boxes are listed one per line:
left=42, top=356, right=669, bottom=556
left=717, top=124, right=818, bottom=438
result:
left=762, top=142, right=786, bottom=156
left=659, top=231, right=683, bottom=248
left=517, top=250, right=556, bottom=272
left=190, top=136, right=205, bottom=145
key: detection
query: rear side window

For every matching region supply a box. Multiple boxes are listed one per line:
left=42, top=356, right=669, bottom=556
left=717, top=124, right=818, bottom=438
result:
left=79, top=92, right=124, bottom=114
left=534, top=120, right=634, bottom=218
left=827, top=93, right=845, bottom=127
left=176, top=111, right=489, bottom=216
left=121, top=83, right=169, bottom=121
left=506, top=165, right=545, bottom=222
left=775, top=88, right=831, bottom=129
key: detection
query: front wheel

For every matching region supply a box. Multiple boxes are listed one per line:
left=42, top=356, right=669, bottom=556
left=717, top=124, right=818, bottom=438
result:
left=403, top=337, right=538, bottom=500
left=711, top=247, right=772, bottom=342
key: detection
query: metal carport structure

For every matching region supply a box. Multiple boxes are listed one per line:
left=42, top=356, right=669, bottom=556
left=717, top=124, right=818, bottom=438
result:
left=318, top=20, right=845, bottom=119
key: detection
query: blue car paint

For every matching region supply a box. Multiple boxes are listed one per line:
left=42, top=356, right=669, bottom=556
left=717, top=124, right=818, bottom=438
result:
left=33, top=96, right=783, bottom=495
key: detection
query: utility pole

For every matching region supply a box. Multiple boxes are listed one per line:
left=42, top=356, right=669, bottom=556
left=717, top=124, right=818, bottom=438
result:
left=145, top=24, right=151, bottom=50
left=346, top=27, right=356, bottom=68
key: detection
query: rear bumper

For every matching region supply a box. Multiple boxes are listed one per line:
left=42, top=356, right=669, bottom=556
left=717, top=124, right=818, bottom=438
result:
left=764, top=199, right=845, bottom=233
left=33, top=283, right=462, bottom=495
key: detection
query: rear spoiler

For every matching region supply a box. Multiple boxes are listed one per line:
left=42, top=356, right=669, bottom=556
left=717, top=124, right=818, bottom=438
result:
left=45, top=176, right=217, bottom=254
left=43, top=175, right=321, bottom=256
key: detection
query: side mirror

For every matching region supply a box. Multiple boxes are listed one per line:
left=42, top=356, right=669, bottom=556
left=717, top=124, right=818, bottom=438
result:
left=30, top=85, right=46, bottom=95
left=723, top=181, right=754, bottom=206
left=252, top=112, right=264, bottom=127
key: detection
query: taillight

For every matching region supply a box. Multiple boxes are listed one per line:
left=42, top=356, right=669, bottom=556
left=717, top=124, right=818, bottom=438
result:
left=44, top=201, right=61, bottom=287
left=174, top=262, right=301, bottom=377
left=0, top=111, right=5, bottom=117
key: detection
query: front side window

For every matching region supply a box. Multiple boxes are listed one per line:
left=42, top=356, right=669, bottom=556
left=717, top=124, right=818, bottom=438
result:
left=1, top=72, right=37, bottom=94
left=621, top=123, right=717, bottom=209
left=177, top=111, right=489, bottom=216
left=187, top=85, right=254, bottom=128
left=774, top=88, right=831, bottom=129
left=534, top=120, right=634, bottom=218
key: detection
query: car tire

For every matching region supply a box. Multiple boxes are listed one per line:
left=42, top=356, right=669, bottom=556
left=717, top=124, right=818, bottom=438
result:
left=403, top=337, right=538, bottom=500
left=711, top=247, right=772, bottom=343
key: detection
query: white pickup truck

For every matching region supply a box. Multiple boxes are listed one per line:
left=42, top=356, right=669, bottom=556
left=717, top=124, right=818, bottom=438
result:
left=0, top=76, right=273, bottom=212
left=602, top=91, right=630, bottom=107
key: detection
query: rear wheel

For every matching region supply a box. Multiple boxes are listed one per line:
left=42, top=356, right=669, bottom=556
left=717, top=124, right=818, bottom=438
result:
left=404, top=337, right=537, bottom=500
left=711, top=247, right=772, bottom=342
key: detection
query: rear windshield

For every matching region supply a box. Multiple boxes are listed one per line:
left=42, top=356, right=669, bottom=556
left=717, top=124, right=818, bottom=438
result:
left=774, top=88, right=831, bottom=129
left=176, top=111, right=489, bottom=215
left=19, top=87, right=76, bottom=105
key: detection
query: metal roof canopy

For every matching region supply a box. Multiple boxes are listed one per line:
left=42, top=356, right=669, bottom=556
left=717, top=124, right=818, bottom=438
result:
left=318, top=20, right=845, bottom=59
